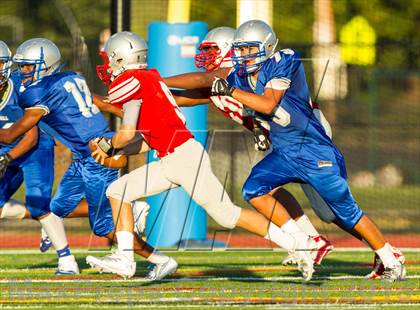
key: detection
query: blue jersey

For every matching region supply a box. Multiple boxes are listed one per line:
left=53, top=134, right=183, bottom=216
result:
left=228, top=49, right=334, bottom=152
left=9, top=71, right=55, bottom=152
left=19, top=72, right=112, bottom=158
left=0, top=78, right=24, bottom=155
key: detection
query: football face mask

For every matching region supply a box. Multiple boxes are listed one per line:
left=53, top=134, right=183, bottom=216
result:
left=232, top=42, right=265, bottom=75
left=96, top=50, right=112, bottom=84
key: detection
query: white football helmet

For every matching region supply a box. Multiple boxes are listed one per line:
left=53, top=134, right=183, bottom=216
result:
left=232, top=20, right=278, bottom=74
left=194, top=26, right=235, bottom=71
left=13, top=38, right=61, bottom=85
left=0, top=41, right=12, bottom=86
left=97, top=31, right=147, bottom=84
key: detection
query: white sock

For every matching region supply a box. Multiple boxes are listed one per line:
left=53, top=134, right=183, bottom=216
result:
left=376, top=242, right=399, bottom=268
left=147, top=250, right=169, bottom=264
left=39, top=213, right=69, bottom=251
left=296, top=215, right=319, bottom=237
left=41, top=227, right=48, bottom=239
left=116, top=231, right=134, bottom=261
left=0, top=200, right=26, bottom=219
left=264, top=222, right=306, bottom=251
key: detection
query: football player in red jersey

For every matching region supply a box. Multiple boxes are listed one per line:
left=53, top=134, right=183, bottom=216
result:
left=165, top=26, right=334, bottom=266
left=88, top=31, right=317, bottom=281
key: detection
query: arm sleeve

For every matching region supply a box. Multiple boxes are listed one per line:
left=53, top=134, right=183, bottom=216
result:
left=108, top=76, right=141, bottom=105
left=122, top=99, right=141, bottom=127
left=19, top=87, right=50, bottom=115
left=265, top=50, right=301, bottom=91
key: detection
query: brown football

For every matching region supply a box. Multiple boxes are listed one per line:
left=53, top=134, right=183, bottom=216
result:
left=88, top=140, right=128, bottom=169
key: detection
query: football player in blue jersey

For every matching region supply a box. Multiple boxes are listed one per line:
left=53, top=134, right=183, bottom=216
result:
left=0, top=38, right=176, bottom=279
left=212, top=20, right=405, bottom=281
left=0, top=40, right=79, bottom=274
left=162, top=20, right=406, bottom=281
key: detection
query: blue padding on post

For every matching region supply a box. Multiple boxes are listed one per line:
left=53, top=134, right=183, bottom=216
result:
left=146, top=22, right=208, bottom=247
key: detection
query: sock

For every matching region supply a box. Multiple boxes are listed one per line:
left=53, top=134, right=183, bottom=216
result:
left=57, top=245, right=71, bottom=258
left=264, top=222, right=306, bottom=251
left=147, top=250, right=169, bottom=264
left=296, top=215, right=319, bottom=237
left=39, top=213, right=70, bottom=256
left=0, top=200, right=26, bottom=219
left=376, top=242, right=398, bottom=268
left=116, top=231, right=134, bottom=261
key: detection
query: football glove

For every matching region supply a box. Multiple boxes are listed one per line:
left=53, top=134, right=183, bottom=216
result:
left=253, top=127, right=271, bottom=152
left=0, top=153, right=13, bottom=179
left=211, top=78, right=236, bottom=97
left=96, top=137, right=117, bottom=156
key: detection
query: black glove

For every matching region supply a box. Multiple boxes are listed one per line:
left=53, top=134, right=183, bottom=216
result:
left=253, top=127, right=271, bottom=151
left=0, top=153, right=13, bottom=179
left=211, top=78, right=236, bottom=97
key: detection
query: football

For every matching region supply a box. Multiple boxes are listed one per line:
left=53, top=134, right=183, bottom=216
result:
left=88, top=140, right=127, bottom=169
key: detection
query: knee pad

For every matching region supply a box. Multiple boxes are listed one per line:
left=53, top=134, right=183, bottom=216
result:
left=203, top=202, right=242, bottom=229
left=106, top=177, right=130, bottom=202
left=0, top=200, right=26, bottom=219
left=26, top=195, right=51, bottom=219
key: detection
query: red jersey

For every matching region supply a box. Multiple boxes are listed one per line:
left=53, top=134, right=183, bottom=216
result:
left=108, top=69, right=193, bottom=157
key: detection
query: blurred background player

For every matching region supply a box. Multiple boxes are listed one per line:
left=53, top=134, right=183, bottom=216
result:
left=0, top=40, right=77, bottom=274
left=0, top=38, right=176, bottom=279
left=89, top=31, right=317, bottom=281
left=164, top=26, right=333, bottom=266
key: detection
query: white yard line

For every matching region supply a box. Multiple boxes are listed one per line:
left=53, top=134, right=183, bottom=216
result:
left=0, top=275, right=420, bottom=283
left=0, top=248, right=419, bottom=255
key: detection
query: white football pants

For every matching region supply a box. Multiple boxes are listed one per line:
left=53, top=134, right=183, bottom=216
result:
left=106, top=139, right=242, bottom=229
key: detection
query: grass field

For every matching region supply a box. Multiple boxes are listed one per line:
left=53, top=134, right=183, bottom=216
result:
left=0, top=249, right=419, bottom=309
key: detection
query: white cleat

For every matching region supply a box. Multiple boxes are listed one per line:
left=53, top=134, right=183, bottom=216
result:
left=382, top=262, right=406, bottom=282
left=282, top=251, right=299, bottom=265
left=311, top=235, right=333, bottom=265
left=145, top=257, right=178, bottom=282
left=56, top=255, right=80, bottom=275
left=366, top=248, right=405, bottom=279
left=86, top=251, right=136, bottom=278
left=132, top=201, right=150, bottom=236
left=295, top=237, right=316, bottom=281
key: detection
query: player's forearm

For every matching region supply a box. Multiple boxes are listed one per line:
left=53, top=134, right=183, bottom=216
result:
left=172, top=89, right=210, bottom=107
left=164, top=69, right=229, bottom=90
left=93, top=94, right=123, bottom=118
left=232, top=89, right=277, bottom=114
left=0, top=125, right=26, bottom=144
left=111, top=128, right=136, bottom=149
left=7, top=127, right=39, bottom=159
left=0, top=109, right=44, bottom=144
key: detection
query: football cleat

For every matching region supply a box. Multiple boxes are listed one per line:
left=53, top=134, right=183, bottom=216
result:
left=311, top=235, right=333, bottom=265
left=145, top=257, right=178, bottom=282
left=132, top=201, right=150, bottom=236
left=295, top=237, right=316, bottom=281
left=86, top=251, right=136, bottom=278
left=381, top=262, right=406, bottom=282
left=56, top=255, right=80, bottom=275
left=366, top=248, right=405, bottom=279
left=40, top=236, right=53, bottom=253
left=282, top=251, right=299, bottom=265
left=282, top=235, right=333, bottom=266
